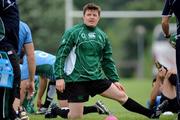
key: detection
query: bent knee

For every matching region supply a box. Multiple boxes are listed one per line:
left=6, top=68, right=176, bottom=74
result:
left=117, top=92, right=128, bottom=104
left=68, top=112, right=83, bottom=119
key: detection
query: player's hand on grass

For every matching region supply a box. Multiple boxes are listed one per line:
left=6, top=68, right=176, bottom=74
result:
left=114, top=82, right=126, bottom=92
left=56, top=79, right=65, bottom=92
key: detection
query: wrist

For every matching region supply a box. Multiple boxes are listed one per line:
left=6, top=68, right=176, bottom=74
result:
left=165, top=34, right=171, bottom=38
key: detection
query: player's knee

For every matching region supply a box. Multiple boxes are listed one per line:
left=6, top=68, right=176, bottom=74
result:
left=68, top=112, right=83, bottom=119
left=117, top=92, right=128, bottom=104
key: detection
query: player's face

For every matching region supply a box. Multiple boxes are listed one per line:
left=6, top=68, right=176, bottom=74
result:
left=83, top=9, right=100, bottom=27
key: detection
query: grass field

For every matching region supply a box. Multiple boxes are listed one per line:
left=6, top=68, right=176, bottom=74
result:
left=29, top=78, right=177, bottom=120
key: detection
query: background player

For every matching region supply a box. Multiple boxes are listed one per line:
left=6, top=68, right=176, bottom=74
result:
left=149, top=62, right=180, bottom=113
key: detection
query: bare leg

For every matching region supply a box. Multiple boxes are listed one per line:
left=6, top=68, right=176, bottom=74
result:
left=100, top=83, right=128, bottom=104
left=59, top=100, right=68, bottom=107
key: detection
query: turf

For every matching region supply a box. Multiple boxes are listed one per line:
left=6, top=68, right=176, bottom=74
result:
left=29, top=78, right=177, bottom=120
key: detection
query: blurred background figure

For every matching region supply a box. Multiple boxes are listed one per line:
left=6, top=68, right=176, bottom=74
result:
left=0, top=0, right=20, bottom=119
left=152, top=24, right=177, bottom=76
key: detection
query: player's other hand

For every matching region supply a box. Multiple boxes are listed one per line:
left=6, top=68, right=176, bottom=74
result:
left=56, top=79, right=65, bottom=93
left=114, top=82, right=126, bottom=92
left=37, top=99, right=42, bottom=108
left=26, top=80, right=35, bottom=99
left=157, top=67, right=167, bottom=79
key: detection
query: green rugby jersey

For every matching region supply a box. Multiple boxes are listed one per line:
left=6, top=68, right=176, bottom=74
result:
left=54, top=23, right=119, bottom=83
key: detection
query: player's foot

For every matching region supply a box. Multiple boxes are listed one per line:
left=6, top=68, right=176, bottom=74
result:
left=36, top=107, right=48, bottom=114
left=45, top=103, right=58, bottom=118
left=150, top=100, right=168, bottom=119
left=18, top=107, right=29, bottom=120
left=95, top=100, right=110, bottom=115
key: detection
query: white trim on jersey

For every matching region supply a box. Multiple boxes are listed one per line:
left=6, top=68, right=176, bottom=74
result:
left=64, top=46, right=76, bottom=75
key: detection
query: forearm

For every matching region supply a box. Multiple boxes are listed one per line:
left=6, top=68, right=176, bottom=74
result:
left=149, top=90, right=158, bottom=109
left=27, top=55, right=36, bottom=82
left=54, top=50, right=65, bottom=79
left=162, top=16, right=170, bottom=37
left=102, top=38, right=119, bottom=81
left=150, top=77, right=162, bottom=108
left=24, top=43, right=36, bottom=82
left=103, top=63, right=119, bottom=82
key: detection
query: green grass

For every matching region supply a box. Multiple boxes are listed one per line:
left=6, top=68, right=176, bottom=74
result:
left=29, top=78, right=177, bottom=120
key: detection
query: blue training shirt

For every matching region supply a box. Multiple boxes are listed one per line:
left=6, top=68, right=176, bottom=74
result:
left=18, top=21, right=32, bottom=55
left=21, top=50, right=56, bottom=80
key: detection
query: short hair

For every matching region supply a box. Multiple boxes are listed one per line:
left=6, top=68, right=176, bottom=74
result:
left=152, top=78, right=156, bottom=83
left=83, top=3, right=101, bottom=16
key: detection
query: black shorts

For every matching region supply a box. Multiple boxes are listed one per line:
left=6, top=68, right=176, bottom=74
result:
left=57, top=88, right=68, bottom=100
left=64, top=79, right=112, bottom=102
left=160, top=94, right=180, bottom=113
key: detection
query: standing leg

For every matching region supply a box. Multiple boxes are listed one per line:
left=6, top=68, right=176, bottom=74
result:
left=42, top=81, right=56, bottom=108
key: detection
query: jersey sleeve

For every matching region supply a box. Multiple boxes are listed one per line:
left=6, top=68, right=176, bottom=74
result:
left=162, top=0, right=173, bottom=16
left=54, top=30, right=75, bottom=80
left=0, top=0, right=16, bottom=11
left=101, top=35, right=120, bottom=82
left=23, top=22, right=32, bottom=44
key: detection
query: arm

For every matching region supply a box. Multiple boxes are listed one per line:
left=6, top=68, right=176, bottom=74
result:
left=24, top=43, right=35, bottom=97
left=24, top=43, right=35, bottom=83
left=101, top=35, right=119, bottom=82
left=162, top=16, right=171, bottom=38
left=20, top=21, right=35, bottom=92
left=161, top=0, right=173, bottom=38
left=54, top=30, right=74, bottom=92
left=149, top=79, right=161, bottom=109
left=149, top=67, right=166, bottom=109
